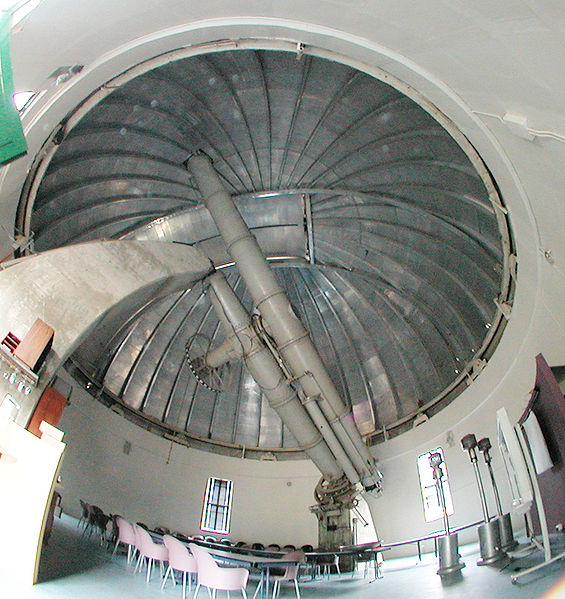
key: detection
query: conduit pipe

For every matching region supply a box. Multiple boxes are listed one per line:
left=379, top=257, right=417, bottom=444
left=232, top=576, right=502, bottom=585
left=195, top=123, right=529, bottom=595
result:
left=203, top=270, right=345, bottom=482
left=186, top=152, right=382, bottom=493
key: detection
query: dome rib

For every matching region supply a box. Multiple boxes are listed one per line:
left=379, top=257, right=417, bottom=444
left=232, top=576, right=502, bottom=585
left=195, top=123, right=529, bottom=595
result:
left=17, top=47, right=511, bottom=456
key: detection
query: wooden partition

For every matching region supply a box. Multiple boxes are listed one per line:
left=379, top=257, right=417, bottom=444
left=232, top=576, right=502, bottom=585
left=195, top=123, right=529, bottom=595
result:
left=0, top=420, right=65, bottom=585
left=526, top=354, right=565, bottom=532
left=27, top=386, right=67, bottom=438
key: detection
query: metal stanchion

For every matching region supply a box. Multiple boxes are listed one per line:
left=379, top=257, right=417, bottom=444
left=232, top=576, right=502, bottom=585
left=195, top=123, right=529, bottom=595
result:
left=461, top=434, right=507, bottom=566
left=478, top=437, right=518, bottom=552
left=429, top=452, right=465, bottom=576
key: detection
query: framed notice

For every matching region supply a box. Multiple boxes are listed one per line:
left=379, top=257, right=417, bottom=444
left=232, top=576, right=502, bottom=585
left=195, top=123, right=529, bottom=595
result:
left=417, top=447, right=454, bottom=523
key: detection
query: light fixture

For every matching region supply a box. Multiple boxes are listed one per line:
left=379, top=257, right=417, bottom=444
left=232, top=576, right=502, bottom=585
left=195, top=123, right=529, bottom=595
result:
left=12, top=90, right=35, bottom=111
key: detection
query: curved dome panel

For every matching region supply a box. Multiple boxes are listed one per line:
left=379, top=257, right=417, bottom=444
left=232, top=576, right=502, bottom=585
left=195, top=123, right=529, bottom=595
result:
left=25, top=48, right=511, bottom=457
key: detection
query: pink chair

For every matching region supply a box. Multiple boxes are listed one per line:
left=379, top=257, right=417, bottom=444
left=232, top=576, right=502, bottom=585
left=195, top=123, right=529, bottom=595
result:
left=258, top=550, right=305, bottom=599
left=113, top=517, right=137, bottom=564
left=189, top=542, right=249, bottom=599
left=134, top=524, right=169, bottom=583
left=161, top=535, right=198, bottom=599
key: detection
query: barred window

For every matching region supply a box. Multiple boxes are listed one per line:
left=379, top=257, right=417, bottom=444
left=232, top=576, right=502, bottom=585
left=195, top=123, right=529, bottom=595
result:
left=417, top=447, right=454, bottom=523
left=201, top=477, right=233, bottom=534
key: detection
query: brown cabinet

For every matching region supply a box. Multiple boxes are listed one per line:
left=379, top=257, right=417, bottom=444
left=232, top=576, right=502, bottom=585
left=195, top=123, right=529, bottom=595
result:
left=13, top=318, right=54, bottom=373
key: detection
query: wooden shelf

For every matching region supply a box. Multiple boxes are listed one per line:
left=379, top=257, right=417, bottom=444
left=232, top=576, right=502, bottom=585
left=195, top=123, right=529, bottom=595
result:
left=0, top=345, right=39, bottom=388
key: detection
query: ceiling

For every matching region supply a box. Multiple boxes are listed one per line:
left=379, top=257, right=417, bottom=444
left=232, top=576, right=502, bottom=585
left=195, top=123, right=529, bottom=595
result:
left=22, top=47, right=512, bottom=458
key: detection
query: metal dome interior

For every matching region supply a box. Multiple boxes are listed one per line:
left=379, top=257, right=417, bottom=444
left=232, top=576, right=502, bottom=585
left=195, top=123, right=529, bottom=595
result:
left=21, top=46, right=513, bottom=459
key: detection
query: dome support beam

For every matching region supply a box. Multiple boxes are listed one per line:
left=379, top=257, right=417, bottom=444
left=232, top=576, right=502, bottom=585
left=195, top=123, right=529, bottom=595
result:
left=0, top=240, right=213, bottom=426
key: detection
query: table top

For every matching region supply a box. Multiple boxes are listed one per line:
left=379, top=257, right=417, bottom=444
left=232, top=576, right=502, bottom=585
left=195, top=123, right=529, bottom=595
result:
left=192, top=544, right=303, bottom=568
left=149, top=527, right=386, bottom=563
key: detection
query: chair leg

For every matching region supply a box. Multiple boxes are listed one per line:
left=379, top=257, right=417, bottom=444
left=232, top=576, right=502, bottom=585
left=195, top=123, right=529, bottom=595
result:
left=294, top=579, right=301, bottom=599
left=272, top=580, right=279, bottom=599
left=252, top=579, right=263, bottom=599
left=161, top=565, right=172, bottom=589
left=146, top=557, right=153, bottom=583
left=112, top=538, right=120, bottom=555
left=192, top=582, right=201, bottom=599
left=135, top=553, right=144, bottom=573
left=241, top=589, right=247, bottom=599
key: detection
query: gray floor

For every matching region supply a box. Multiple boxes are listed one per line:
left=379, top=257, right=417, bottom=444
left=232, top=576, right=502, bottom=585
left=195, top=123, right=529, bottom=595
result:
left=5, top=514, right=565, bottom=599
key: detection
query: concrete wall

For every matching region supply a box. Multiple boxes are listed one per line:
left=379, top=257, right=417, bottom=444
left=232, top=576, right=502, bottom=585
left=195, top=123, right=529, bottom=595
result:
left=0, top=241, right=211, bottom=424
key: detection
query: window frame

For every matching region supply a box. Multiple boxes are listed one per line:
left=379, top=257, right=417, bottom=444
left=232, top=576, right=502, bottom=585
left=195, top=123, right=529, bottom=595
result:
left=200, top=476, right=233, bottom=534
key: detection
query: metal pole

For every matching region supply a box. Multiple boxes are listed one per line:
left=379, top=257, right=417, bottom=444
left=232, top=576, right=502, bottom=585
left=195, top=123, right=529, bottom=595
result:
left=429, top=452, right=465, bottom=576
left=478, top=437, right=517, bottom=552
left=429, top=452, right=450, bottom=535
left=461, top=434, right=490, bottom=522
left=461, top=433, right=507, bottom=565
left=477, top=437, right=503, bottom=516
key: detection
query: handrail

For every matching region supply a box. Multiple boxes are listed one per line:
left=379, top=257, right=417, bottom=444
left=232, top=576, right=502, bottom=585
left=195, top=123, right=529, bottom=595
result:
left=380, top=519, right=483, bottom=549
left=339, top=519, right=484, bottom=562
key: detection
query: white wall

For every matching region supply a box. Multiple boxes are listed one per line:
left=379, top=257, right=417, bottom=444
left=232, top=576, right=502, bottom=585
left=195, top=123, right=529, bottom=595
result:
left=57, top=381, right=321, bottom=547
left=58, top=373, right=523, bottom=558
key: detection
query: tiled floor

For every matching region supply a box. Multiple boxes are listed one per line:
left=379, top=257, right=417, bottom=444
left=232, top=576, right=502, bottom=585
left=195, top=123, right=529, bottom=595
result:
left=5, top=514, right=565, bottom=599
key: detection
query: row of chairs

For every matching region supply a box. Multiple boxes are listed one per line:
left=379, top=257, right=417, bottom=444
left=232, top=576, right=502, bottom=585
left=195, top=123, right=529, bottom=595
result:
left=137, top=532, right=343, bottom=579
left=80, top=500, right=377, bottom=592
left=192, top=537, right=311, bottom=554
left=135, top=522, right=323, bottom=556
left=78, top=500, right=114, bottom=545
left=113, top=516, right=304, bottom=599
left=114, top=517, right=198, bottom=595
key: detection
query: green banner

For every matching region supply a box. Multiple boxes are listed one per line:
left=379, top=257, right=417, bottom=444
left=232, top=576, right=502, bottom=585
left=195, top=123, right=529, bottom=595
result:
left=0, top=10, right=27, bottom=165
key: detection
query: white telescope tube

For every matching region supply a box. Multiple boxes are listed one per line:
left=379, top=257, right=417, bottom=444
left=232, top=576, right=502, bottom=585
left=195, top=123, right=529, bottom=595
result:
left=204, top=271, right=345, bottom=482
left=187, top=153, right=382, bottom=493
